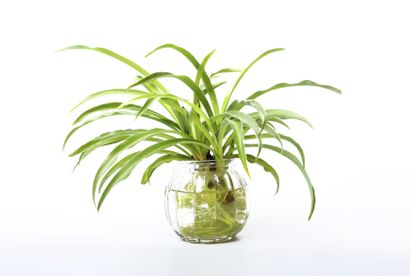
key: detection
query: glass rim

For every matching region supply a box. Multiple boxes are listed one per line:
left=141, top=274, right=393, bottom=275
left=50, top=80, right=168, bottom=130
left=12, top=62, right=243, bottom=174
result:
left=175, top=158, right=235, bottom=165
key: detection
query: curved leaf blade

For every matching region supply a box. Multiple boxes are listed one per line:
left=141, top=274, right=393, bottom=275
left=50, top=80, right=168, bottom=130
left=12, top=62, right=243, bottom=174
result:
left=226, top=110, right=262, bottom=157
left=120, top=93, right=216, bottom=141
left=247, top=80, right=342, bottom=100
left=93, top=129, right=170, bottom=202
left=97, top=139, right=211, bottom=210
left=196, top=49, right=216, bottom=86
left=246, top=154, right=280, bottom=194
left=222, top=48, right=285, bottom=112
left=64, top=111, right=135, bottom=150
left=128, top=72, right=214, bottom=117
left=226, top=119, right=250, bottom=177
left=58, top=45, right=150, bottom=75
left=69, top=129, right=137, bottom=157
left=146, top=43, right=219, bottom=114
left=246, top=143, right=315, bottom=220
left=265, top=109, right=313, bottom=128
left=280, top=134, right=305, bottom=167
left=211, top=68, right=241, bottom=78
left=141, top=154, right=191, bottom=184
left=70, top=89, right=148, bottom=112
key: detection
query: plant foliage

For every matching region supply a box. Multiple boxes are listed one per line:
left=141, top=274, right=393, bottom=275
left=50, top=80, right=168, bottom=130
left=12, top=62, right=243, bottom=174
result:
left=61, top=44, right=341, bottom=219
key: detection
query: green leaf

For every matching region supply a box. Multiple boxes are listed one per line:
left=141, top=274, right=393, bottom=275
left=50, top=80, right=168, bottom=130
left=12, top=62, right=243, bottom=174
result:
left=64, top=111, right=135, bottom=150
left=225, top=110, right=260, bottom=133
left=212, top=110, right=263, bottom=158
left=267, top=117, right=290, bottom=129
left=73, top=102, right=179, bottom=130
left=226, top=110, right=262, bottom=157
left=58, top=45, right=171, bottom=96
left=210, top=68, right=241, bottom=78
left=64, top=102, right=182, bottom=150
left=134, top=98, right=154, bottom=120
left=146, top=43, right=219, bottom=114
left=127, top=72, right=169, bottom=89
left=98, top=152, right=138, bottom=193
left=201, top=81, right=226, bottom=91
left=128, top=72, right=214, bottom=117
left=70, top=89, right=148, bottom=112
left=246, top=143, right=315, bottom=220
left=229, top=99, right=267, bottom=130
left=68, top=85, right=183, bottom=130
left=120, top=93, right=217, bottom=144
left=196, top=50, right=216, bottom=86
left=97, top=139, right=211, bottom=210
left=262, top=124, right=284, bottom=151
left=245, top=132, right=306, bottom=167
left=69, top=130, right=140, bottom=169
left=191, top=115, right=220, bottom=157
left=222, top=48, right=285, bottom=112
left=74, top=102, right=129, bottom=124
left=69, top=129, right=137, bottom=157
left=226, top=119, right=250, bottom=177
left=93, top=129, right=171, bottom=203
left=218, top=119, right=230, bottom=147
left=247, top=80, right=342, bottom=100
left=265, top=109, right=313, bottom=128
left=226, top=100, right=240, bottom=111
left=146, top=43, right=198, bottom=63
left=141, top=154, right=192, bottom=184
left=58, top=45, right=150, bottom=75
left=279, top=134, right=305, bottom=167
left=245, top=154, right=280, bottom=194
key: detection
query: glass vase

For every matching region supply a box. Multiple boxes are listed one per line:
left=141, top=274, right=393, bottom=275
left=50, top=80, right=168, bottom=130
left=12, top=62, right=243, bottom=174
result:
left=164, top=159, right=249, bottom=243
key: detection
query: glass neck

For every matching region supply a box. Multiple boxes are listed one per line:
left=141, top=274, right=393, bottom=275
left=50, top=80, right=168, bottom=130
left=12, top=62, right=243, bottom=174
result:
left=181, top=159, right=234, bottom=172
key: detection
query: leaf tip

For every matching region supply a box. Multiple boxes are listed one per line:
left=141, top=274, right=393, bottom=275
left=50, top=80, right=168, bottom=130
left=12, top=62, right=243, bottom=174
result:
left=307, top=212, right=314, bottom=221
left=97, top=201, right=103, bottom=212
left=246, top=169, right=252, bottom=179
left=70, top=104, right=81, bottom=113
left=144, top=47, right=160, bottom=58
left=72, top=162, right=79, bottom=173
left=56, top=45, right=88, bottom=54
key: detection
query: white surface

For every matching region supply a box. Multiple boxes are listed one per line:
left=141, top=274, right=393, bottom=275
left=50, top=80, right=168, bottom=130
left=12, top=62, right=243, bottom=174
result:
left=0, top=0, right=412, bottom=275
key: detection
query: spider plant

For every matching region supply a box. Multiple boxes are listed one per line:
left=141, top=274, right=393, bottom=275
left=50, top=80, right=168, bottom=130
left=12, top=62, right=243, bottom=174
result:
left=62, top=44, right=341, bottom=220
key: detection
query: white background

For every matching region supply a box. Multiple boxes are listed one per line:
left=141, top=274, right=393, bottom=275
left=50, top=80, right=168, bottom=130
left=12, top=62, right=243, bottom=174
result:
left=0, top=0, right=413, bottom=275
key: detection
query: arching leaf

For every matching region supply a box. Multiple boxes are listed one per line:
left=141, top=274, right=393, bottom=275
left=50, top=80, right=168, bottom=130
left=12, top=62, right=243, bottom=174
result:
left=245, top=143, right=315, bottom=220
left=222, top=48, right=285, bottom=112
left=141, top=154, right=192, bottom=184
left=247, top=80, right=341, bottom=100
left=97, top=139, right=212, bottom=210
